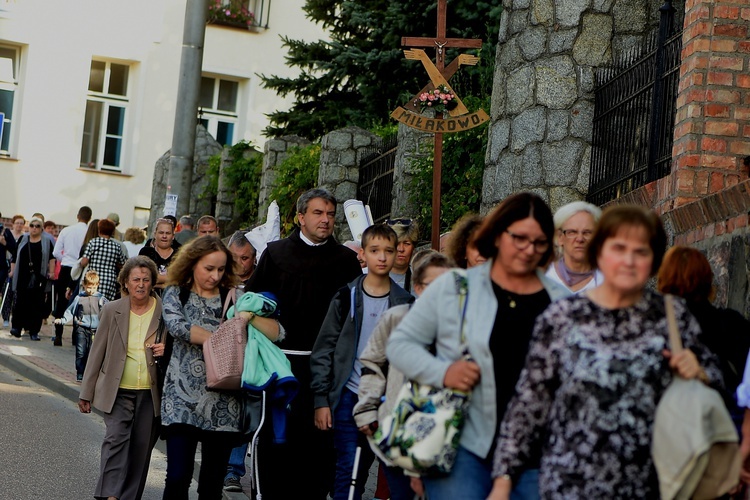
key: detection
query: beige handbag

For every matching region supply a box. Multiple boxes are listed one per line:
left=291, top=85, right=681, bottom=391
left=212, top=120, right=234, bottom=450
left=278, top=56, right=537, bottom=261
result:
left=652, top=294, right=741, bottom=500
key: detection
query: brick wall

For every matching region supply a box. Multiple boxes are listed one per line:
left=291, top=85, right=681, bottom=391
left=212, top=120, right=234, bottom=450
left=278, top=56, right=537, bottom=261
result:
left=667, top=0, right=750, bottom=210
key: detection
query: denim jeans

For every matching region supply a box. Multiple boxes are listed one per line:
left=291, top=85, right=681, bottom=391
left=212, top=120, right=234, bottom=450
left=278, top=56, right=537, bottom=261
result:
left=225, top=442, right=249, bottom=480
left=423, top=446, right=540, bottom=500
left=382, top=463, right=416, bottom=500
left=75, top=326, right=94, bottom=377
left=332, top=388, right=375, bottom=500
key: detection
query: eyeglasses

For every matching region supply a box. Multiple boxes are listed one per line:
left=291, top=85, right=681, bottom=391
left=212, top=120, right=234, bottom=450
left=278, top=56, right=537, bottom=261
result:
left=386, top=218, right=412, bottom=227
left=561, top=229, right=594, bottom=240
left=29, top=224, right=42, bottom=229
left=505, top=230, right=549, bottom=253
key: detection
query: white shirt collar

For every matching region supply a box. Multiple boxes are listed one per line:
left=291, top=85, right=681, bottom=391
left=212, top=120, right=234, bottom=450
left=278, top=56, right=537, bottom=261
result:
left=299, top=231, right=326, bottom=247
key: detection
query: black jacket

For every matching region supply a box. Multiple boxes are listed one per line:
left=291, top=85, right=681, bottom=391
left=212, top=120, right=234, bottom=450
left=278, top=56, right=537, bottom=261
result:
left=310, top=274, right=414, bottom=411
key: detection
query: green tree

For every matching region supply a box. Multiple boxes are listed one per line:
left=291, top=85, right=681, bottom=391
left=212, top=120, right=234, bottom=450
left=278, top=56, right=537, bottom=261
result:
left=260, top=0, right=501, bottom=140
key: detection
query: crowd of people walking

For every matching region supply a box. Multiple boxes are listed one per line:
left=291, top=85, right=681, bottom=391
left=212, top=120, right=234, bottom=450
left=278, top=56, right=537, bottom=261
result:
left=3, top=188, right=750, bottom=500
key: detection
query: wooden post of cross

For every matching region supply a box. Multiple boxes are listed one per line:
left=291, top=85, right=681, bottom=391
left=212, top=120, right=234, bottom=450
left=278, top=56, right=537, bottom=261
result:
left=402, top=0, right=483, bottom=249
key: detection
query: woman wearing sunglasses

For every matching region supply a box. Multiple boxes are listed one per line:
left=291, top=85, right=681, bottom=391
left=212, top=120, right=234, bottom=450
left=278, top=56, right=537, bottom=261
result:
left=8, top=216, right=56, bottom=340
left=387, top=193, right=570, bottom=499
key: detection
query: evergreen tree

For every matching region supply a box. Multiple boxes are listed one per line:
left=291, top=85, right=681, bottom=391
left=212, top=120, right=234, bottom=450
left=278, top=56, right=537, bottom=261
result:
left=260, top=0, right=502, bottom=140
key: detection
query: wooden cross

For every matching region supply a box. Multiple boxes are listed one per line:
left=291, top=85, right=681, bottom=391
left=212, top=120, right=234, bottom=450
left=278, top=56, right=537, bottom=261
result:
left=401, top=0, right=483, bottom=249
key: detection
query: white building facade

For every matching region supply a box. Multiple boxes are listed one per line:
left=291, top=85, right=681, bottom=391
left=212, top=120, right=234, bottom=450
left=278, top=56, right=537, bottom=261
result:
left=0, top=0, right=324, bottom=228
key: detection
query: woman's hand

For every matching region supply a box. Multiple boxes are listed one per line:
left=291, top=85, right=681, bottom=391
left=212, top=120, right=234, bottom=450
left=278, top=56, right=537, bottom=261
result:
left=663, top=349, right=707, bottom=381
left=149, top=342, right=165, bottom=357
left=314, top=407, right=332, bottom=430
left=358, top=421, right=378, bottom=436
left=78, top=399, right=91, bottom=413
left=444, top=360, right=481, bottom=392
left=487, top=476, right=512, bottom=500
left=81, top=257, right=89, bottom=267
left=238, top=311, right=256, bottom=322
left=410, top=477, right=425, bottom=497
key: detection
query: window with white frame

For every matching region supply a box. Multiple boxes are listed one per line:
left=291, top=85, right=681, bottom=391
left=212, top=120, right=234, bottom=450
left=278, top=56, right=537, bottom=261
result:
left=80, top=60, right=130, bottom=171
left=0, top=45, right=19, bottom=157
left=199, top=76, right=239, bottom=146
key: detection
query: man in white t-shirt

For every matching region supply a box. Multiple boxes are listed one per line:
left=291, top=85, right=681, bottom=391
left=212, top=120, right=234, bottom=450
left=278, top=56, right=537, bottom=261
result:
left=52, top=206, right=92, bottom=346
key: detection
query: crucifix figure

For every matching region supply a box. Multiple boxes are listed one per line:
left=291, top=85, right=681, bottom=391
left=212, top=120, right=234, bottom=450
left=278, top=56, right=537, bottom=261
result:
left=400, top=0, right=483, bottom=249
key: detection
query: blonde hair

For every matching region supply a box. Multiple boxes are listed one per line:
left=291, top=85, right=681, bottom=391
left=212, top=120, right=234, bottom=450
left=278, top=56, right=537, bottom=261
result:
left=83, top=270, right=100, bottom=287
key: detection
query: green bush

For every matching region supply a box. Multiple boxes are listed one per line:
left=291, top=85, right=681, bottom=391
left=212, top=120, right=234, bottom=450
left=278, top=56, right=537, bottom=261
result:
left=268, top=144, right=322, bottom=236
left=408, top=95, right=489, bottom=240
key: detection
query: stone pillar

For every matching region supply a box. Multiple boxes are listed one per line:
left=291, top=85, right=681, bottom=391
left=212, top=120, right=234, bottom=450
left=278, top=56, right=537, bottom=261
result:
left=318, top=126, right=378, bottom=242
left=391, top=123, right=432, bottom=219
left=665, top=0, right=750, bottom=210
left=148, top=124, right=222, bottom=230
left=215, top=147, right=235, bottom=236
left=483, top=0, right=664, bottom=214
left=258, top=135, right=310, bottom=220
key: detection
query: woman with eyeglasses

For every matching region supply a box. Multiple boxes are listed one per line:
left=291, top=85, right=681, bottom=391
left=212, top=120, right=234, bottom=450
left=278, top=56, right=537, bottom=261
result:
left=386, top=193, right=570, bottom=499
left=545, top=201, right=603, bottom=294
left=139, top=218, right=180, bottom=293
left=489, top=205, right=721, bottom=500
left=8, top=216, right=56, bottom=340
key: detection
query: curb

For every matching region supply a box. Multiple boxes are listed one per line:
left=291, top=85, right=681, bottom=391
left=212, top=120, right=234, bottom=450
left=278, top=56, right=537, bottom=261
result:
left=0, top=342, right=250, bottom=499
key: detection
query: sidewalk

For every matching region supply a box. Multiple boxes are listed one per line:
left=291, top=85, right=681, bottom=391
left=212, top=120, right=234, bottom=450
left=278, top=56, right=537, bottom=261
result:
left=0, top=320, right=250, bottom=499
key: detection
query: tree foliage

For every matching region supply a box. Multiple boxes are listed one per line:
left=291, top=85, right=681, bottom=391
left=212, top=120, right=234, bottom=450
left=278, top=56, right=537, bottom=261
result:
left=260, top=0, right=502, bottom=140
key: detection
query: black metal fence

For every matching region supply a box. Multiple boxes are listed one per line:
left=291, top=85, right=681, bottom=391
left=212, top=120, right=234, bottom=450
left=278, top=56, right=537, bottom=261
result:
left=587, top=5, right=683, bottom=205
left=358, top=135, right=398, bottom=223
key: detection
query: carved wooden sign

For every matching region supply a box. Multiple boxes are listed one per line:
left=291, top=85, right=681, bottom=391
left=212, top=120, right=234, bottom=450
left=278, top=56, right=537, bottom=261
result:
left=392, top=1, right=487, bottom=132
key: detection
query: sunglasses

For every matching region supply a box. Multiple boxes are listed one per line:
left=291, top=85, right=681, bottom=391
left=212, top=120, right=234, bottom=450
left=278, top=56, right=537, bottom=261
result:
left=29, top=224, right=42, bottom=229
left=385, top=218, right=413, bottom=227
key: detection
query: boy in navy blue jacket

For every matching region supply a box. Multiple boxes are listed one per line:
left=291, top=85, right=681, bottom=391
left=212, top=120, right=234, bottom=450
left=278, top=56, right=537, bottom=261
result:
left=311, top=224, right=414, bottom=500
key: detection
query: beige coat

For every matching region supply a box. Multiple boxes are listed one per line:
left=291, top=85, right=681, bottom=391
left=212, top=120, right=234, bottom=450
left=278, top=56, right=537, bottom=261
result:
left=79, top=295, right=163, bottom=416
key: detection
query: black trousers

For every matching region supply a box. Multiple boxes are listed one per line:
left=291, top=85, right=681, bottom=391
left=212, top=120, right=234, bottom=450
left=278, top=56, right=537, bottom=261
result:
left=54, top=266, right=73, bottom=340
left=12, top=285, right=46, bottom=334
left=252, top=354, right=335, bottom=500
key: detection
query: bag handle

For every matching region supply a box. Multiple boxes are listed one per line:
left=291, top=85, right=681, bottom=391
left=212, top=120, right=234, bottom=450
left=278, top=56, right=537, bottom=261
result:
left=221, top=287, right=236, bottom=324
left=664, top=294, right=683, bottom=353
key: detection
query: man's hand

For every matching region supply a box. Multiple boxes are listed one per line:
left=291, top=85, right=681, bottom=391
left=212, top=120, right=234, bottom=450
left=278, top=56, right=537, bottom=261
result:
left=314, top=407, right=332, bottom=430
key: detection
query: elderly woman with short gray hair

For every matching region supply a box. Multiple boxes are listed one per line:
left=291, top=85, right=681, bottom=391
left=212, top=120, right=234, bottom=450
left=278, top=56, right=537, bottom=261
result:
left=79, top=256, right=165, bottom=500
left=546, top=201, right=603, bottom=294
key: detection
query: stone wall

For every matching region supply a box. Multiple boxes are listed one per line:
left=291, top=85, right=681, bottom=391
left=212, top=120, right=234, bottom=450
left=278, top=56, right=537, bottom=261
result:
left=317, top=126, right=378, bottom=242
left=148, top=125, right=222, bottom=232
left=391, top=123, right=433, bottom=219
left=482, top=0, right=672, bottom=214
left=258, top=135, right=311, bottom=220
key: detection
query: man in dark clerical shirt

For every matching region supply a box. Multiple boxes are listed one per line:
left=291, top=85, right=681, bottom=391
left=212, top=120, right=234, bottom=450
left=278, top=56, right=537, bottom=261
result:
left=244, top=188, right=362, bottom=499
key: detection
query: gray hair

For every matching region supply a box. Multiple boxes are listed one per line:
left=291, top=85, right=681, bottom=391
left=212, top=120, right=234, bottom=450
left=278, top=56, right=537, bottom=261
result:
left=179, top=215, right=194, bottom=228
left=228, top=230, right=254, bottom=250
left=296, top=188, right=337, bottom=214
left=553, top=201, right=602, bottom=229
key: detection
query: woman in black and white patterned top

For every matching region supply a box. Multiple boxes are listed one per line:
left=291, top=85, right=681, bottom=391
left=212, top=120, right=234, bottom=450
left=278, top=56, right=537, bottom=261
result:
left=81, top=219, right=126, bottom=301
left=489, top=205, right=723, bottom=500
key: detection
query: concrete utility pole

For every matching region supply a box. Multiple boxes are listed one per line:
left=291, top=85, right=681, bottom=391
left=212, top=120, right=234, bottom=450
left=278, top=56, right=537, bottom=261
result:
left=165, top=0, right=209, bottom=219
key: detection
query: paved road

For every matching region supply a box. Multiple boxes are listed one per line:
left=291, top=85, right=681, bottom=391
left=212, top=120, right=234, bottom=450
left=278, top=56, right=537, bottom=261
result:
left=0, top=361, right=198, bottom=499
left=0, top=322, right=379, bottom=499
